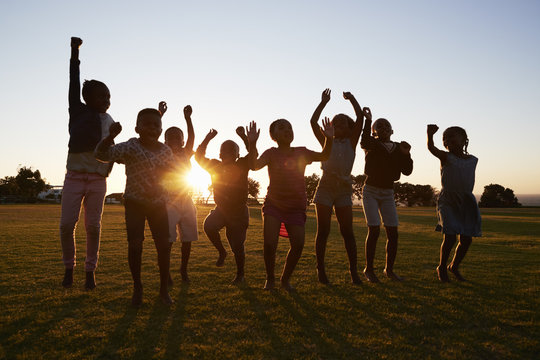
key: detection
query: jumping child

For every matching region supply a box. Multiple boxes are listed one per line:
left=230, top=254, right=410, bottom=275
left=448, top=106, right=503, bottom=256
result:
left=427, top=124, right=481, bottom=282
left=161, top=102, right=197, bottom=283
left=60, top=37, right=115, bottom=290
left=360, top=107, right=413, bottom=282
left=195, top=127, right=253, bottom=284
left=95, top=108, right=174, bottom=306
left=310, top=89, right=364, bottom=285
left=248, top=119, right=334, bottom=291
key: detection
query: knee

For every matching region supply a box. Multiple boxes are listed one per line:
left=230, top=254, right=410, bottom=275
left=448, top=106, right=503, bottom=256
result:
left=203, top=220, right=218, bottom=236
left=86, top=224, right=101, bottom=239
left=459, top=236, right=472, bottom=246
left=367, top=226, right=380, bottom=238
left=231, top=243, right=245, bottom=257
left=385, top=227, right=398, bottom=242
left=128, top=242, right=143, bottom=255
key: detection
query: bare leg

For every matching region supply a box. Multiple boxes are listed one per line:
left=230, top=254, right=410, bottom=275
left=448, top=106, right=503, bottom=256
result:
left=128, top=242, right=143, bottom=306
left=335, top=206, right=361, bottom=284
left=263, top=215, right=280, bottom=290
left=203, top=213, right=227, bottom=266
left=155, top=239, right=173, bottom=305
left=315, top=204, right=332, bottom=284
left=364, top=225, right=380, bottom=283
left=438, top=234, right=457, bottom=282
left=384, top=226, right=402, bottom=281
left=280, top=223, right=305, bottom=292
left=227, top=226, right=247, bottom=284
left=448, top=235, right=472, bottom=281
left=180, top=242, right=191, bottom=282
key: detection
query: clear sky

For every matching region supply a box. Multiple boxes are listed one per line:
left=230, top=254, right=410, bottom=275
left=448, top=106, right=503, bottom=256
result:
left=1, top=0, right=539, bottom=196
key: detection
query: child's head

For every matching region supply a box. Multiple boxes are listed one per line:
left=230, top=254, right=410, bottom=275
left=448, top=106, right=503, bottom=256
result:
left=443, top=126, right=469, bottom=154
left=331, top=114, right=354, bottom=138
left=372, top=118, right=393, bottom=141
left=219, top=140, right=240, bottom=164
left=164, top=127, right=184, bottom=150
left=135, top=108, right=162, bottom=143
left=269, top=119, right=294, bottom=144
left=82, top=80, right=110, bottom=113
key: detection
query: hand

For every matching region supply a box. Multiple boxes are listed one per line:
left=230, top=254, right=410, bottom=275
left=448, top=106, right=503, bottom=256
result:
left=362, top=107, right=372, bottom=121
left=71, top=37, right=83, bottom=49
left=246, top=121, right=260, bottom=143
left=399, top=141, right=411, bottom=154
left=320, top=117, right=334, bottom=138
left=236, top=126, right=246, bottom=138
left=109, top=122, right=122, bottom=138
left=183, top=105, right=192, bottom=118
left=158, top=101, right=167, bottom=116
left=205, top=129, right=218, bottom=141
left=321, top=88, right=331, bottom=104
left=427, top=124, right=439, bottom=135
left=343, top=91, right=355, bottom=101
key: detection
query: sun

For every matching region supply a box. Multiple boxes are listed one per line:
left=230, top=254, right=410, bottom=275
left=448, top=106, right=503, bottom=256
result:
left=186, top=161, right=212, bottom=199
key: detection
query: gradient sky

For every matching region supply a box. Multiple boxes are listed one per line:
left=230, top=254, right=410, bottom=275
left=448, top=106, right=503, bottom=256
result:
left=1, top=0, right=539, bottom=197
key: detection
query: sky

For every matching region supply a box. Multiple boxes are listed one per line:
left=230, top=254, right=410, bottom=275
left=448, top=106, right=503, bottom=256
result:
left=1, top=0, right=539, bottom=197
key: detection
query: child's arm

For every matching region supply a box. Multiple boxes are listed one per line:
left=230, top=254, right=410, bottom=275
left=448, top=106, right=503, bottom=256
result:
left=184, top=105, right=195, bottom=153
left=310, top=117, right=334, bottom=162
left=194, top=129, right=218, bottom=168
left=310, top=89, right=331, bottom=147
left=427, top=124, right=447, bottom=163
left=398, top=141, right=413, bottom=175
left=236, top=126, right=250, bottom=152
left=343, top=91, right=364, bottom=147
left=158, top=101, right=168, bottom=117
left=95, top=122, right=122, bottom=162
left=68, top=37, right=83, bottom=111
left=360, top=107, right=376, bottom=150
left=246, top=121, right=264, bottom=170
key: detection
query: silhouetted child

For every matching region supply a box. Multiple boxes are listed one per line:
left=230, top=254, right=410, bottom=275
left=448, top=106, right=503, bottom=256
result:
left=310, top=89, right=364, bottom=285
left=427, top=124, right=481, bottom=282
left=60, top=37, right=115, bottom=290
left=248, top=119, right=334, bottom=291
left=95, top=108, right=174, bottom=306
left=360, top=107, right=413, bottom=282
left=161, top=102, right=197, bottom=284
left=195, top=127, right=253, bottom=284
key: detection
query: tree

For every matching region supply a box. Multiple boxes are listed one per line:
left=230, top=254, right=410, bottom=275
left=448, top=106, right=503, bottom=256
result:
left=0, top=166, right=49, bottom=201
left=352, top=174, right=367, bottom=200
left=394, top=182, right=436, bottom=207
left=247, top=177, right=260, bottom=199
left=304, top=173, right=320, bottom=205
left=479, top=184, right=521, bottom=208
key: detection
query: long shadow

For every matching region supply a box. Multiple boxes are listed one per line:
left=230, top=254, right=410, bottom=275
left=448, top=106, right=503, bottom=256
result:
left=164, top=283, right=189, bottom=358
left=131, top=295, right=172, bottom=359
left=97, top=302, right=140, bottom=359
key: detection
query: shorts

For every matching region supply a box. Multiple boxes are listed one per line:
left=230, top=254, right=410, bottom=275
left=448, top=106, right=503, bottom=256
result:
left=167, top=199, right=198, bottom=243
left=124, top=198, right=169, bottom=246
left=262, top=203, right=306, bottom=226
left=203, top=206, right=249, bottom=254
left=313, top=182, right=353, bottom=208
left=361, top=184, right=399, bottom=227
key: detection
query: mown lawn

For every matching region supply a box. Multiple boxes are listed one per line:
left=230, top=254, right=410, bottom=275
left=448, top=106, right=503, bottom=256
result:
left=0, top=204, right=538, bottom=359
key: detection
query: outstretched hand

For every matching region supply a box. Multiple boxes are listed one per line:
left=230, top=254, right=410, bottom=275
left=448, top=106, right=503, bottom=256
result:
left=399, top=141, right=411, bottom=154
left=427, top=124, right=439, bottom=135
left=246, top=121, right=260, bottom=143
left=205, top=129, right=218, bottom=141
left=343, top=91, right=355, bottom=101
left=362, top=107, right=372, bottom=121
left=236, top=126, right=246, bottom=138
left=320, top=117, right=334, bottom=138
left=184, top=105, right=192, bottom=118
left=321, top=88, right=331, bottom=104
left=71, top=37, right=83, bottom=49
left=158, top=101, right=167, bottom=116
left=109, top=122, right=122, bottom=139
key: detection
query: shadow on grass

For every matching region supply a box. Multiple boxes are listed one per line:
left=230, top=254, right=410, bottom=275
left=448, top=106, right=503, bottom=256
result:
left=164, top=283, right=189, bottom=357
left=98, top=302, right=139, bottom=358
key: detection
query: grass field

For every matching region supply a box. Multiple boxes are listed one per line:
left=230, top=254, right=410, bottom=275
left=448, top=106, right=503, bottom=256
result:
left=0, top=204, right=538, bottom=359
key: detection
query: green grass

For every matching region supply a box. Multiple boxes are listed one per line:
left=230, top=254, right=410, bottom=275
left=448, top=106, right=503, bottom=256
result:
left=0, top=204, right=538, bottom=359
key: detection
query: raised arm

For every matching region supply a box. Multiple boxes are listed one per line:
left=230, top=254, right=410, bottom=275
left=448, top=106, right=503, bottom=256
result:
left=95, top=122, right=122, bottom=162
left=183, top=105, right=195, bottom=153
left=236, top=126, right=250, bottom=152
left=360, top=107, right=375, bottom=149
left=158, top=101, right=167, bottom=117
left=194, top=129, right=217, bottom=167
left=310, top=117, right=334, bottom=162
left=310, top=89, right=331, bottom=147
left=69, top=37, right=83, bottom=109
left=343, top=91, right=364, bottom=147
left=427, top=124, right=447, bottom=162
left=246, top=121, right=267, bottom=170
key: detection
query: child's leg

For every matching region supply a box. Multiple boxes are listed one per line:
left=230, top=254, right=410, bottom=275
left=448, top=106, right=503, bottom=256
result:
left=364, top=226, right=380, bottom=282
left=314, top=203, right=332, bottom=284
left=203, top=209, right=227, bottom=266
left=335, top=205, right=361, bottom=284
left=148, top=204, right=173, bottom=305
left=383, top=226, right=402, bottom=281
left=59, top=172, right=85, bottom=287
left=361, top=185, right=382, bottom=283
left=438, top=234, right=457, bottom=282
left=263, top=214, right=281, bottom=289
left=448, top=235, right=472, bottom=281
left=226, top=226, right=247, bottom=283
left=82, top=174, right=107, bottom=289
left=280, top=223, right=305, bottom=291
left=124, top=199, right=145, bottom=305
left=180, top=242, right=191, bottom=282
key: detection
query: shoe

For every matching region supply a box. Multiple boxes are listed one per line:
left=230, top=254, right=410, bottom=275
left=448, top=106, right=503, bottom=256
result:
left=62, top=268, right=73, bottom=288
left=85, top=271, right=96, bottom=290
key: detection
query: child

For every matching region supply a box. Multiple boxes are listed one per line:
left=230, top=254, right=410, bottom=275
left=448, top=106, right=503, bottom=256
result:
left=248, top=119, right=334, bottom=291
left=360, top=107, right=413, bottom=282
left=427, top=124, right=481, bottom=282
left=95, top=108, right=174, bottom=306
left=161, top=102, right=197, bottom=283
left=310, top=89, right=364, bottom=285
left=195, top=127, right=253, bottom=284
left=60, top=37, right=115, bottom=290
